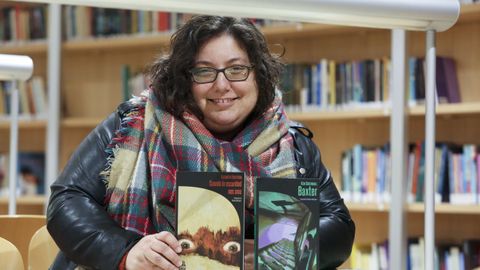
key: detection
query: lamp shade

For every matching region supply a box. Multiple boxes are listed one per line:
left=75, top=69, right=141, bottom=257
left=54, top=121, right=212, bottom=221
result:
left=0, top=54, right=34, bottom=81
left=12, top=0, right=459, bottom=32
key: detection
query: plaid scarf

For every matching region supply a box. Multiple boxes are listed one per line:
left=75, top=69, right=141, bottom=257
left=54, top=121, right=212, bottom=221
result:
left=102, top=89, right=296, bottom=235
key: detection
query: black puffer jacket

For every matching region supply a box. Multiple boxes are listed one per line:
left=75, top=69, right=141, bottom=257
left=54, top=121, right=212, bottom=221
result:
left=47, top=108, right=355, bottom=270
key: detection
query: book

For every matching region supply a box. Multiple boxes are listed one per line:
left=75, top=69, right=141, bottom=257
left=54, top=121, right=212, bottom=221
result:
left=176, top=171, right=244, bottom=270
left=463, top=239, right=480, bottom=270
left=436, top=57, right=450, bottom=103
left=443, top=57, right=461, bottom=103
left=18, top=152, right=45, bottom=195
left=0, top=152, right=45, bottom=196
left=255, top=177, right=320, bottom=270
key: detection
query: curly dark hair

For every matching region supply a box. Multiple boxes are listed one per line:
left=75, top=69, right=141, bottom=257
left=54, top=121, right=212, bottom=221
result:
left=147, top=15, right=284, bottom=121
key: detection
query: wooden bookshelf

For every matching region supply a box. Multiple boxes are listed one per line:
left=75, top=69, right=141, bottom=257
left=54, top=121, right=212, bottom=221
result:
left=0, top=119, right=47, bottom=129
left=1, top=3, right=480, bottom=267
left=61, top=117, right=105, bottom=128
left=288, top=101, right=480, bottom=121
left=0, top=41, right=47, bottom=54
left=0, top=195, right=45, bottom=214
left=348, top=202, right=480, bottom=215
left=288, top=107, right=390, bottom=121
left=62, top=33, right=172, bottom=51
left=409, top=101, right=480, bottom=116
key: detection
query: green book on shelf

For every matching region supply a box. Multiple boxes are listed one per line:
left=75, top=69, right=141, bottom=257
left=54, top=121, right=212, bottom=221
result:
left=121, top=65, right=131, bottom=102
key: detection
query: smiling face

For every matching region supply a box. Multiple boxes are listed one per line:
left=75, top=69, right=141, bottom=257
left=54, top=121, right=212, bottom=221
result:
left=191, top=33, right=258, bottom=140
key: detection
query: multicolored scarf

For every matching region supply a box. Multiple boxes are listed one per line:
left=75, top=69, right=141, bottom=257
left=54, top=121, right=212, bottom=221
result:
left=102, top=89, right=296, bottom=235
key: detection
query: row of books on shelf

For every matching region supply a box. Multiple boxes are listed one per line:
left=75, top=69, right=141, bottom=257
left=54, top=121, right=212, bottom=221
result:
left=340, top=142, right=480, bottom=205
left=0, top=4, right=46, bottom=42
left=281, top=56, right=460, bottom=113
left=280, top=58, right=390, bottom=111
left=408, top=56, right=461, bottom=105
left=351, top=238, right=480, bottom=270
left=62, top=6, right=193, bottom=40
left=62, top=7, right=289, bottom=40
left=0, top=76, right=48, bottom=119
left=0, top=4, right=291, bottom=43
left=0, top=152, right=45, bottom=196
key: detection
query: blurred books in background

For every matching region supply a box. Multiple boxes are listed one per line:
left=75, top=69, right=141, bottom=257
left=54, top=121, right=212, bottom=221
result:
left=0, top=152, right=45, bottom=196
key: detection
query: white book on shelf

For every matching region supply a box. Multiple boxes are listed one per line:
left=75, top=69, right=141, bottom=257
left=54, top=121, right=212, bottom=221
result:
left=31, top=76, right=48, bottom=117
left=320, top=58, right=329, bottom=109
left=449, top=246, right=461, bottom=270
left=370, top=242, right=380, bottom=270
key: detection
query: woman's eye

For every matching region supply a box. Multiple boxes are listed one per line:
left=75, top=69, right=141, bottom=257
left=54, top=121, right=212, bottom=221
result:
left=196, top=68, right=215, bottom=76
left=222, top=241, right=241, bottom=254
left=178, top=239, right=196, bottom=251
left=228, top=66, right=246, bottom=74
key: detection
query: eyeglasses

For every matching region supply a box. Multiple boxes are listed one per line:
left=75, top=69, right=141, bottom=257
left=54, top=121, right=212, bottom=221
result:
left=190, top=65, right=254, bottom=84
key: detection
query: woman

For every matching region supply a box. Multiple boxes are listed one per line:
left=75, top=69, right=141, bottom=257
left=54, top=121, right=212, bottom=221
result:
left=47, top=15, right=355, bottom=270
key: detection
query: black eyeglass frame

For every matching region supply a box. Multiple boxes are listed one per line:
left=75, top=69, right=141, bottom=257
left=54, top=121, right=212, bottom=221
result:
left=189, top=65, right=255, bottom=84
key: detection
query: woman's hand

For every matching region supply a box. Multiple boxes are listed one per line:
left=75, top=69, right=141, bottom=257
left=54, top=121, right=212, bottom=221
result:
left=126, top=231, right=183, bottom=270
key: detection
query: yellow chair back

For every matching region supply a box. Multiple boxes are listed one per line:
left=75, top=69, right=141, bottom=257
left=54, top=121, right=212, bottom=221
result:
left=0, top=215, right=46, bottom=267
left=28, top=225, right=59, bottom=270
left=0, top=236, right=25, bottom=270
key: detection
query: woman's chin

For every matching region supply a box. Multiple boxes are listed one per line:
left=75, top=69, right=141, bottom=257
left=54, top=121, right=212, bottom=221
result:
left=205, top=119, right=241, bottom=135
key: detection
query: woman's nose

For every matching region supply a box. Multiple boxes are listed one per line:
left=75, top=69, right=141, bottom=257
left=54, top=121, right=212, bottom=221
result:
left=213, top=71, right=231, bottom=91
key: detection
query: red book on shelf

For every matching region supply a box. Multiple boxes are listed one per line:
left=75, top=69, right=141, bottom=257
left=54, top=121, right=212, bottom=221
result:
left=157, top=11, right=169, bottom=31
left=411, top=143, right=420, bottom=198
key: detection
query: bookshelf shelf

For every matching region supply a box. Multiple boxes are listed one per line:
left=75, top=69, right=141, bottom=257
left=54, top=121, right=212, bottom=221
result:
left=288, top=107, right=390, bottom=121
left=0, top=195, right=45, bottom=215
left=261, top=23, right=361, bottom=39
left=0, top=195, right=45, bottom=205
left=0, top=41, right=47, bottom=55
left=408, top=203, right=480, bottom=215
left=288, top=102, right=480, bottom=121
left=62, top=33, right=172, bottom=51
left=348, top=202, right=480, bottom=215
left=61, top=117, right=105, bottom=128
left=0, top=119, right=47, bottom=129
left=410, top=102, right=480, bottom=116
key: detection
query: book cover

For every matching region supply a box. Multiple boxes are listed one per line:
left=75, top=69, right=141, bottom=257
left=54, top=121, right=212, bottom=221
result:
left=443, top=57, right=461, bottom=103
left=176, top=171, right=244, bottom=270
left=255, top=177, right=320, bottom=270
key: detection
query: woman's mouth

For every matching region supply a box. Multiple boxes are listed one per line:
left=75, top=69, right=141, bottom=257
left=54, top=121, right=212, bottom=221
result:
left=208, top=97, right=238, bottom=104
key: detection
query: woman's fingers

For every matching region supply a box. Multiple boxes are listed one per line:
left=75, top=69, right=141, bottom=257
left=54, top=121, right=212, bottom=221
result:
left=155, top=231, right=183, bottom=253
left=126, top=232, right=182, bottom=270
left=144, top=245, right=181, bottom=270
left=148, top=235, right=182, bottom=268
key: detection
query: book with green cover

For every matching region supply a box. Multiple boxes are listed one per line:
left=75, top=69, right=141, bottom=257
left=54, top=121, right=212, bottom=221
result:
left=176, top=171, right=245, bottom=270
left=255, top=177, right=320, bottom=270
